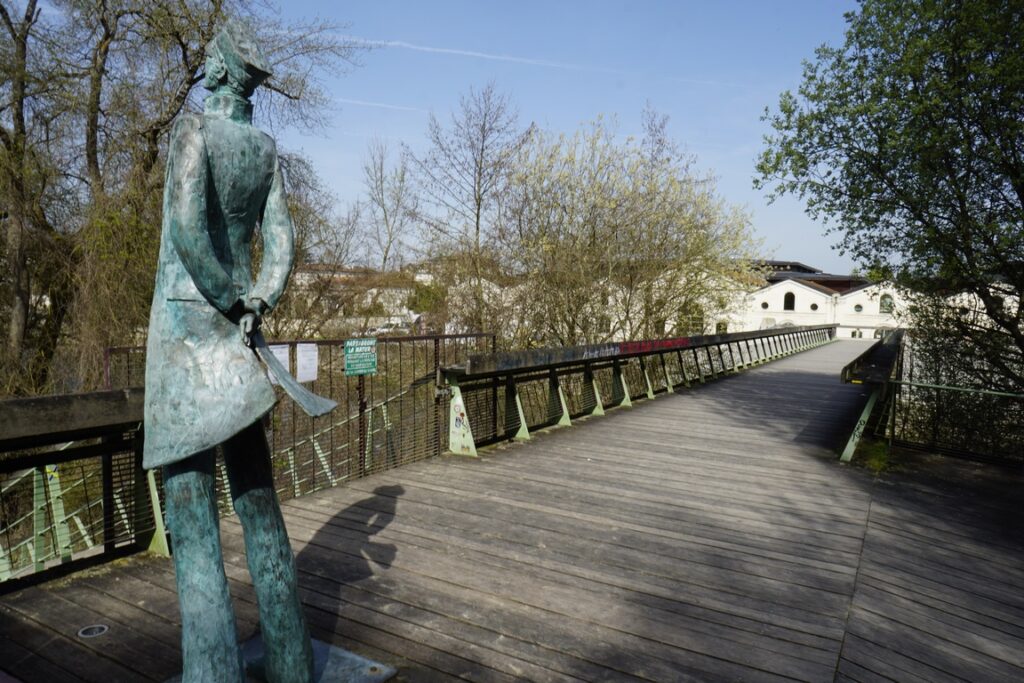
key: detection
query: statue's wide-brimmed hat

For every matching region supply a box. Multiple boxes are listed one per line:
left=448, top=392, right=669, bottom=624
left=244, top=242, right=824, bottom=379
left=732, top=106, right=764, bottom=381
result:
left=207, top=20, right=272, bottom=90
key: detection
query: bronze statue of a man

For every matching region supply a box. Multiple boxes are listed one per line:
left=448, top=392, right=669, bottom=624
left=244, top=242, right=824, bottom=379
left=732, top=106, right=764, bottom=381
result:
left=144, top=21, right=313, bottom=683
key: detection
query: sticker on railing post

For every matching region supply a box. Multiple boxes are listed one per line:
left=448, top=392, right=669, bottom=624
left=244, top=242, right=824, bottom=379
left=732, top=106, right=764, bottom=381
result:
left=448, top=385, right=477, bottom=456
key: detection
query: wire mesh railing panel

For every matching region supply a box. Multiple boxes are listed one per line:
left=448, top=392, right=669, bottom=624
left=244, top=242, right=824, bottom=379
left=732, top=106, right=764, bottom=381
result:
left=515, top=376, right=560, bottom=429
left=593, top=366, right=617, bottom=409
left=1, top=436, right=149, bottom=583
left=663, top=352, right=686, bottom=387
left=104, top=334, right=492, bottom=505
left=559, top=371, right=589, bottom=417
left=646, top=355, right=670, bottom=393
left=622, top=359, right=647, bottom=400
left=891, top=384, right=1024, bottom=464
left=104, top=347, right=146, bottom=390
left=459, top=377, right=500, bottom=445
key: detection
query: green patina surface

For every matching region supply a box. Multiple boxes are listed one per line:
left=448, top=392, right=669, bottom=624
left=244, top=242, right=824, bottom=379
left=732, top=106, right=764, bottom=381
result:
left=144, top=21, right=319, bottom=683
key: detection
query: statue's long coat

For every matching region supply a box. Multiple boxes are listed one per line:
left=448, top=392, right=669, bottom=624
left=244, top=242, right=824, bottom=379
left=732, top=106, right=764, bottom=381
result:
left=144, top=104, right=293, bottom=469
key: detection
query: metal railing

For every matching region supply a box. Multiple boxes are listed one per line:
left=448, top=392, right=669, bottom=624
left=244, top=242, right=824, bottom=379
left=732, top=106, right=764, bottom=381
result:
left=885, top=380, right=1024, bottom=464
left=104, top=333, right=494, bottom=509
left=840, top=331, right=1024, bottom=465
left=0, top=390, right=156, bottom=585
left=838, top=331, right=904, bottom=462
left=442, top=325, right=838, bottom=454
left=2, top=333, right=493, bottom=586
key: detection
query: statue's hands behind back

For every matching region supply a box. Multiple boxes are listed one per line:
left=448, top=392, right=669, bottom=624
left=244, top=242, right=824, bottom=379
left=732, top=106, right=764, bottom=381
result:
left=239, top=297, right=268, bottom=347
left=240, top=313, right=260, bottom=346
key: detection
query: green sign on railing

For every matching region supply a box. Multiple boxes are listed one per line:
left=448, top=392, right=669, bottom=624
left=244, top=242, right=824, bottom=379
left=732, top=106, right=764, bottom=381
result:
left=344, top=339, right=378, bottom=376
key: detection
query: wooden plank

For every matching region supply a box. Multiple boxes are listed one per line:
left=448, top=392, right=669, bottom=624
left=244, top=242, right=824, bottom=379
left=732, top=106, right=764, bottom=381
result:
left=436, top=452, right=871, bottom=525
left=838, top=634, right=943, bottom=683
left=373, top=473, right=860, bottom=604
left=0, top=635, right=83, bottom=683
left=261, top=504, right=838, bottom=681
left=224, top=518, right=786, bottom=683
left=856, top=571, right=1024, bottom=641
left=845, top=609, right=1020, bottom=683
left=3, top=585, right=178, bottom=679
left=0, top=388, right=143, bottom=450
left=0, top=603, right=145, bottom=683
left=416, top=460, right=869, bottom=545
left=851, top=582, right=1024, bottom=669
left=121, top=556, right=452, bottom=683
left=288, top=485, right=852, bottom=636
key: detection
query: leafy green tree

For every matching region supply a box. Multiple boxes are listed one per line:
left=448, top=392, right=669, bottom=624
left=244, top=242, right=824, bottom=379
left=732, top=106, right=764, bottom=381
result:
left=756, top=0, right=1024, bottom=389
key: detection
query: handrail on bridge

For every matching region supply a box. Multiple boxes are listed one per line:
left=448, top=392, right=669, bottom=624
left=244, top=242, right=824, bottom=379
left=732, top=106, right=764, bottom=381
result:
left=840, top=329, right=905, bottom=385
left=839, top=330, right=1024, bottom=465
left=837, top=329, right=906, bottom=462
left=0, top=389, right=162, bottom=589
left=441, top=325, right=839, bottom=456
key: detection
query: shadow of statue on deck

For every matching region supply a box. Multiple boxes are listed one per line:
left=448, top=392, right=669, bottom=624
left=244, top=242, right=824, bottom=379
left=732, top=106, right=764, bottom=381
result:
left=293, top=484, right=405, bottom=643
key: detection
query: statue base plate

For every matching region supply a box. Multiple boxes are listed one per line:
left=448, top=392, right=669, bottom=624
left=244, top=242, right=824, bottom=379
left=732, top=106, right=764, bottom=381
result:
left=241, top=634, right=397, bottom=682
left=166, top=635, right=397, bottom=682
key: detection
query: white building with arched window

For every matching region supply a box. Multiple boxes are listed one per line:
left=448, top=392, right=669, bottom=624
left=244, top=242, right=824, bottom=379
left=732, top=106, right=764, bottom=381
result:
left=723, top=262, right=906, bottom=337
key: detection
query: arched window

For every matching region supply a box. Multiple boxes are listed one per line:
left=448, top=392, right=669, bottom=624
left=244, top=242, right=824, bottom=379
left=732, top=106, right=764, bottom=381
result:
left=716, top=321, right=728, bottom=335
left=879, top=294, right=894, bottom=314
left=783, top=292, right=795, bottom=311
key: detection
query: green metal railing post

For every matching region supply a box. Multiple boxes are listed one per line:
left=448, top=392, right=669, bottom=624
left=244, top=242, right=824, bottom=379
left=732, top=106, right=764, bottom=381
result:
left=841, top=388, right=880, bottom=462
left=45, top=466, right=72, bottom=563
left=677, top=350, right=692, bottom=387
left=660, top=354, right=674, bottom=393
left=613, top=359, right=633, bottom=407
left=549, top=369, right=572, bottom=426
left=32, top=467, right=48, bottom=572
left=448, top=377, right=478, bottom=456
left=146, top=470, right=169, bottom=556
left=639, top=357, right=656, bottom=399
left=381, top=403, right=398, bottom=468
left=0, top=544, right=10, bottom=581
left=888, top=380, right=897, bottom=452
left=583, top=365, right=605, bottom=416
left=364, top=409, right=375, bottom=470
left=505, top=377, right=531, bottom=439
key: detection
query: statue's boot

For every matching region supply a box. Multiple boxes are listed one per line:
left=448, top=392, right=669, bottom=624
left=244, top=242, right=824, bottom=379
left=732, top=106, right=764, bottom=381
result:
left=225, top=420, right=315, bottom=683
left=164, top=451, right=245, bottom=683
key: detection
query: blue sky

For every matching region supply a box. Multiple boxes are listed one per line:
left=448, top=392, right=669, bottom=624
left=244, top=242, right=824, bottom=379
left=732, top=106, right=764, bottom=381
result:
left=276, top=0, right=860, bottom=274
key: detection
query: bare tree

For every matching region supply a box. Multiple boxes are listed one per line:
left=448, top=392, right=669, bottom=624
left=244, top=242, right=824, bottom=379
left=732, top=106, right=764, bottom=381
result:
left=1, top=0, right=365, bottom=393
left=363, top=138, right=415, bottom=272
left=409, top=82, right=532, bottom=332
left=262, top=155, right=361, bottom=340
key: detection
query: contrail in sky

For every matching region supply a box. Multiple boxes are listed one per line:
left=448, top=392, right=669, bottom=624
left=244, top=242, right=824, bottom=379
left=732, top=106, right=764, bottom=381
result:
left=343, top=35, right=748, bottom=88
left=334, top=97, right=428, bottom=114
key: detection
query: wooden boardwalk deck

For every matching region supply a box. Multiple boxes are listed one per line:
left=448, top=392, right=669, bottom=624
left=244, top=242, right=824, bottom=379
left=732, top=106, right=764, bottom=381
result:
left=2, top=340, right=1023, bottom=682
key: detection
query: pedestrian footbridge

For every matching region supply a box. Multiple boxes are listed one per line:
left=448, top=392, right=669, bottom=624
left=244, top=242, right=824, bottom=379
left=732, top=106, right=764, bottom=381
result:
left=1, top=332, right=1022, bottom=682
